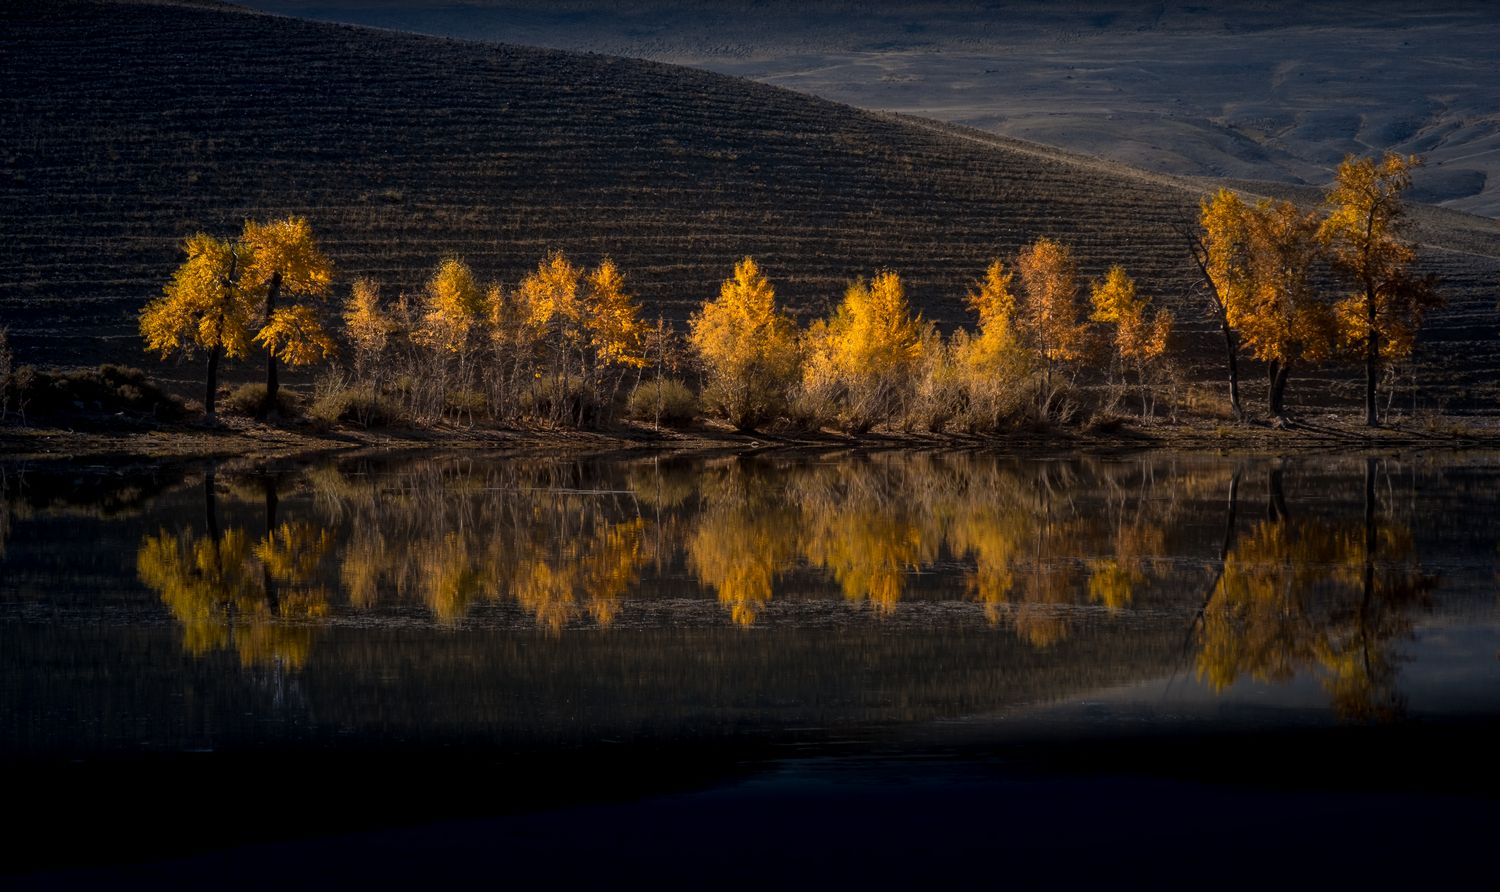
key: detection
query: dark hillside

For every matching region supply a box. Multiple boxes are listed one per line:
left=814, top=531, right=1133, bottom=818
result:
left=2, top=0, right=1498, bottom=406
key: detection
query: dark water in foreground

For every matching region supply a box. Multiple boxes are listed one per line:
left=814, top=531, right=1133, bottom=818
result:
left=3, top=450, right=1499, bottom=881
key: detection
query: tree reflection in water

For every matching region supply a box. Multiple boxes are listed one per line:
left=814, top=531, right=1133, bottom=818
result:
left=132, top=454, right=1436, bottom=716
left=1196, top=459, right=1434, bottom=720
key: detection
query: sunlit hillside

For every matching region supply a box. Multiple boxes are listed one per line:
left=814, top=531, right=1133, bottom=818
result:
left=3, top=0, right=1499, bottom=407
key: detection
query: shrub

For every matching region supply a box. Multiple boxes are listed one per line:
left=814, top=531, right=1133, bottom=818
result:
left=309, top=386, right=399, bottom=428
left=627, top=378, right=697, bottom=423
left=8, top=365, right=187, bottom=422
left=225, top=382, right=301, bottom=419
left=523, top=374, right=595, bottom=426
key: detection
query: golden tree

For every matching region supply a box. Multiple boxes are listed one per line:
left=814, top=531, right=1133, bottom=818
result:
left=1318, top=153, right=1441, bottom=426
left=1015, top=237, right=1090, bottom=402
left=419, top=257, right=486, bottom=353
left=952, top=259, right=1031, bottom=429
left=513, top=251, right=588, bottom=423
left=1185, top=189, right=1253, bottom=419
left=140, top=233, right=257, bottom=418
left=342, top=277, right=393, bottom=383
left=802, top=270, right=925, bottom=431
left=1231, top=199, right=1334, bottom=420
left=1089, top=265, right=1173, bottom=416
left=689, top=257, right=801, bottom=431
left=240, top=216, right=335, bottom=412
left=581, top=258, right=648, bottom=418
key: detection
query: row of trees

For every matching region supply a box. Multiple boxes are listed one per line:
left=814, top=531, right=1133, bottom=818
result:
left=141, top=153, right=1440, bottom=430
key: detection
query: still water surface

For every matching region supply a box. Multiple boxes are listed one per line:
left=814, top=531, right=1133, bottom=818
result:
left=5, top=449, right=1499, bottom=758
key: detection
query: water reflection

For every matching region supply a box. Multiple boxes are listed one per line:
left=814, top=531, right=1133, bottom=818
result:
left=115, top=452, right=1449, bottom=722
left=136, top=475, right=331, bottom=667
left=1195, top=461, right=1434, bottom=719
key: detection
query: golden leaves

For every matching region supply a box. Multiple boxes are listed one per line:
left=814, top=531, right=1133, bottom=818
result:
left=255, top=305, right=338, bottom=366
left=688, top=256, right=801, bottom=430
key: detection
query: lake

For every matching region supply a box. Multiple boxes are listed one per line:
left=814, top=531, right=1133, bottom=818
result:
left=4, top=449, right=1498, bottom=884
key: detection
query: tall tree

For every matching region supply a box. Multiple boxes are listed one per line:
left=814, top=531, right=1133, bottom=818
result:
left=1089, top=265, right=1173, bottom=416
left=1318, top=153, right=1441, bottom=426
left=1015, top=237, right=1090, bottom=400
left=953, top=259, right=1031, bottom=429
left=1231, top=199, right=1333, bottom=420
left=689, top=257, right=801, bottom=431
left=240, top=217, right=334, bottom=413
left=1185, top=189, right=1253, bottom=420
left=803, top=269, right=925, bottom=431
left=140, top=233, right=256, bottom=418
left=581, top=258, right=648, bottom=419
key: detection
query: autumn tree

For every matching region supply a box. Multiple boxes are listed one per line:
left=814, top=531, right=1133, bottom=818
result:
left=342, top=277, right=393, bottom=384
left=513, top=251, right=586, bottom=423
left=1319, top=153, right=1441, bottom=426
left=239, top=217, right=335, bottom=413
left=1089, top=265, right=1173, bottom=416
left=1232, top=200, right=1333, bottom=420
left=689, top=257, right=801, bottom=431
left=581, top=258, right=648, bottom=420
left=952, top=259, right=1031, bottom=429
left=413, top=256, right=487, bottom=422
left=1185, top=189, right=1253, bottom=419
left=140, top=233, right=256, bottom=418
left=802, top=270, right=925, bottom=431
left=1015, top=237, right=1091, bottom=405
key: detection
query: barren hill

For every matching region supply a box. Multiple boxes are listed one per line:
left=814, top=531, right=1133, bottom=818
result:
left=2, top=0, right=1498, bottom=408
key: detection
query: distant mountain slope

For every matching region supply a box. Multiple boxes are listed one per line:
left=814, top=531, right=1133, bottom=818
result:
left=242, top=0, right=1500, bottom=218
left=2, top=0, right=1498, bottom=407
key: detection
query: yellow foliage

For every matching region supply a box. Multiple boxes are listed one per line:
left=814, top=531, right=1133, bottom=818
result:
left=689, top=257, right=801, bottom=430
left=951, top=261, right=1033, bottom=428
left=419, top=257, right=486, bottom=353
left=516, top=250, right=583, bottom=338
left=802, top=270, right=925, bottom=431
left=584, top=258, right=648, bottom=369
left=343, top=277, right=392, bottom=368
left=1319, top=152, right=1441, bottom=365
left=1225, top=200, right=1331, bottom=367
left=255, top=304, right=338, bottom=366
left=1016, top=237, right=1090, bottom=365
left=1090, top=265, right=1171, bottom=365
left=140, top=233, right=256, bottom=360
left=239, top=216, right=333, bottom=299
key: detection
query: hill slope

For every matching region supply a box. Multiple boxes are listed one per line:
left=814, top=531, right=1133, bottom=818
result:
left=2, top=0, right=1498, bottom=407
left=242, top=1, right=1500, bottom=216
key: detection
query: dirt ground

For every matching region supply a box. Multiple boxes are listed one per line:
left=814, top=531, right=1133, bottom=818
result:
left=5, top=412, right=1498, bottom=467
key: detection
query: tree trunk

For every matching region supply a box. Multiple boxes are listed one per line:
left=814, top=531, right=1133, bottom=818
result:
left=262, top=477, right=280, bottom=614
left=1267, top=466, right=1288, bottom=523
left=205, top=343, right=222, bottom=420
left=1221, top=316, right=1242, bottom=420
left=1268, top=360, right=1290, bottom=421
left=204, top=466, right=220, bottom=542
left=264, top=270, right=283, bottom=417
left=1365, top=285, right=1380, bottom=427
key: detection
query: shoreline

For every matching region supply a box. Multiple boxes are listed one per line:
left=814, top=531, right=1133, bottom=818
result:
left=5, top=412, right=1500, bottom=466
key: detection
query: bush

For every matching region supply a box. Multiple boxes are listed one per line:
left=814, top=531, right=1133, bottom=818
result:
left=627, top=378, right=697, bottom=423
left=224, top=383, right=301, bottom=419
left=309, top=386, right=399, bottom=428
left=8, top=365, right=187, bottom=422
left=523, top=374, right=596, bottom=426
